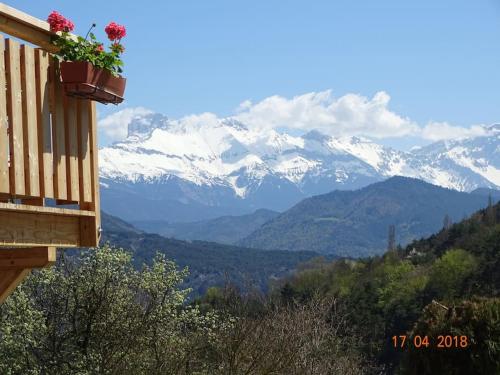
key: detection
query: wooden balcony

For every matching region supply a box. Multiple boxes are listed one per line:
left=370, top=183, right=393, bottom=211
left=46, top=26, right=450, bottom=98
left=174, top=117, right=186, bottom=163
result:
left=0, top=3, right=101, bottom=302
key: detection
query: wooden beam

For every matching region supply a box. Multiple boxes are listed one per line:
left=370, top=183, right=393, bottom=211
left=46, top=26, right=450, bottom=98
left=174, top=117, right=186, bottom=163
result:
left=0, top=3, right=57, bottom=52
left=0, top=204, right=97, bottom=248
left=0, top=268, right=30, bottom=303
left=0, top=202, right=95, bottom=217
left=0, top=246, right=55, bottom=269
left=0, top=246, right=56, bottom=303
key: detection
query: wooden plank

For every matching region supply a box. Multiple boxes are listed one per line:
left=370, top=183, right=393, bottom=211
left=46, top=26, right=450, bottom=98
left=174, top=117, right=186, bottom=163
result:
left=0, top=247, right=56, bottom=269
left=55, top=199, right=78, bottom=205
left=80, top=216, right=98, bottom=247
left=0, top=4, right=51, bottom=31
left=0, top=202, right=95, bottom=217
left=0, top=268, right=30, bottom=303
left=20, top=44, right=40, bottom=197
left=5, top=38, right=25, bottom=196
left=89, top=102, right=100, bottom=244
left=0, top=35, right=8, bottom=194
left=35, top=49, right=53, bottom=198
left=78, top=101, right=92, bottom=203
left=0, top=3, right=57, bottom=53
left=0, top=209, right=81, bottom=247
left=50, top=58, right=67, bottom=200
left=20, top=197, right=43, bottom=205
left=65, top=96, right=79, bottom=201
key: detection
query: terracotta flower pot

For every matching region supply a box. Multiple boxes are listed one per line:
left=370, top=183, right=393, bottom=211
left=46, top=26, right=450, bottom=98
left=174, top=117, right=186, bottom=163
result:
left=96, top=69, right=126, bottom=98
left=60, top=61, right=125, bottom=104
left=60, top=61, right=101, bottom=85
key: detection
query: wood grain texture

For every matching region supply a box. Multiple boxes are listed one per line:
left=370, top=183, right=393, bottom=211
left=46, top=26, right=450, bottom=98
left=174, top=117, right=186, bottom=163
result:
left=35, top=49, right=53, bottom=198
left=49, top=58, right=67, bottom=200
left=0, top=3, right=66, bottom=53
left=78, top=100, right=92, bottom=203
left=65, top=96, right=79, bottom=201
left=0, top=202, right=95, bottom=217
left=0, top=247, right=56, bottom=269
left=0, top=36, right=8, bottom=194
left=5, top=38, right=25, bottom=196
left=0, top=209, right=81, bottom=247
left=20, top=44, right=40, bottom=197
left=0, top=268, right=30, bottom=303
left=89, top=102, right=100, bottom=244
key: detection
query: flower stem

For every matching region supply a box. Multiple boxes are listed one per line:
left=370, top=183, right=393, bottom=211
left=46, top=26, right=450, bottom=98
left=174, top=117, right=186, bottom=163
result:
left=84, top=23, right=97, bottom=41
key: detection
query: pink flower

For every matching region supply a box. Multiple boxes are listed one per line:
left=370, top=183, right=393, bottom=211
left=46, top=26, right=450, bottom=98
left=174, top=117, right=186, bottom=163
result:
left=95, top=44, right=104, bottom=53
left=105, top=22, right=126, bottom=41
left=47, top=11, right=74, bottom=33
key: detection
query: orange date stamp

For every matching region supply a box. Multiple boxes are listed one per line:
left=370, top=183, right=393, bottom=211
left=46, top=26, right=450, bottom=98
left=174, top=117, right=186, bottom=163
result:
left=392, top=335, right=469, bottom=349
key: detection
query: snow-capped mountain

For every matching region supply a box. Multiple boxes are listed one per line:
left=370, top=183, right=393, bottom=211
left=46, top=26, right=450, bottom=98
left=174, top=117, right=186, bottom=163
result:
left=99, top=113, right=500, bottom=222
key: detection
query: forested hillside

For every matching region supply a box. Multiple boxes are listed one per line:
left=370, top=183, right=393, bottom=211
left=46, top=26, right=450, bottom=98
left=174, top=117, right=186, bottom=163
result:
left=101, top=212, right=321, bottom=294
left=241, top=176, right=496, bottom=256
left=132, top=208, right=279, bottom=244
left=271, top=200, right=500, bottom=372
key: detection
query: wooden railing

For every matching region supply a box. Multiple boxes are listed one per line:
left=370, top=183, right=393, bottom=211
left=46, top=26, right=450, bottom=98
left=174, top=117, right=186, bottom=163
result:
left=0, top=3, right=101, bottom=302
left=0, top=38, right=98, bottom=206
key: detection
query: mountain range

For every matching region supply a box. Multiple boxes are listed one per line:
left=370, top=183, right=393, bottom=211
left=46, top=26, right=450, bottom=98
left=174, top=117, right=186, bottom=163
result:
left=132, top=208, right=279, bottom=245
left=99, top=112, right=500, bottom=223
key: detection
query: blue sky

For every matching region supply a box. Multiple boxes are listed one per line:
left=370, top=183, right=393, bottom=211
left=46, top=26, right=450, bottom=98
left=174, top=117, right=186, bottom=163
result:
left=12, top=0, right=500, bottom=148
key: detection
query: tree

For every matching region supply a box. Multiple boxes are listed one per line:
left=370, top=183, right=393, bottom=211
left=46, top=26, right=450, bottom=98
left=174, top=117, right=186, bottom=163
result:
left=0, top=245, right=225, bottom=375
left=0, top=245, right=370, bottom=374
left=427, top=249, right=478, bottom=299
left=402, top=297, right=500, bottom=375
left=211, top=295, right=372, bottom=374
left=487, top=193, right=496, bottom=225
left=443, top=214, right=453, bottom=230
left=387, top=225, right=396, bottom=252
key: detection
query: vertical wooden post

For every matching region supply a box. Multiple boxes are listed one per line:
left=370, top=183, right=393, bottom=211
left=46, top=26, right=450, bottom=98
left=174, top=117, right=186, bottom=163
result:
left=5, top=38, right=25, bottom=197
left=65, top=97, right=79, bottom=202
left=20, top=44, right=40, bottom=197
left=50, top=58, right=67, bottom=200
left=77, top=101, right=92, bottom=203
left=79, top=102, right=100, bottom=246
left=35, top=49, right=53, bottom=199
left=0, top=36, right=8, bottom=195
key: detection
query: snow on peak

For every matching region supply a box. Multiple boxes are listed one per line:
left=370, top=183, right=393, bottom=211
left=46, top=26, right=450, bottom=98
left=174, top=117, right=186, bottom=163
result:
left=100, top=112, right=500, bottom=195
left=127, top=113, right=170, bottom=140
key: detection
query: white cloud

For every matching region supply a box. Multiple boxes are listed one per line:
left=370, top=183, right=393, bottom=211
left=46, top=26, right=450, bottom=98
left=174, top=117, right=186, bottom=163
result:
left=420, top=121, right=490, bottom=141
left=233, top=90, right=495, bottom=142
left=99, top=107, right=153, bottom=142
left=233, top=90, right=420, bottom=138
left=98, top=91, right=494, bottom=146
left=179, top=112, right=221, bottom=129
